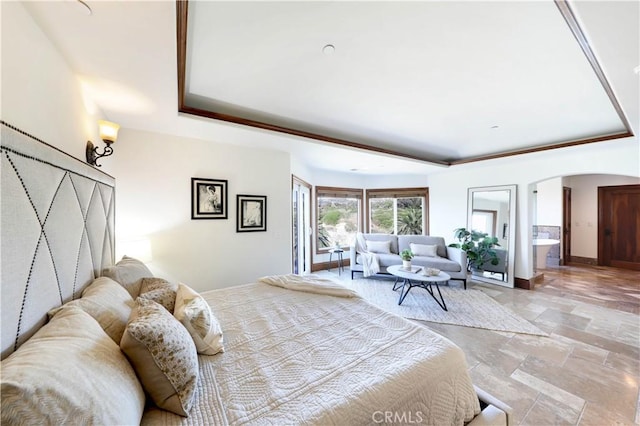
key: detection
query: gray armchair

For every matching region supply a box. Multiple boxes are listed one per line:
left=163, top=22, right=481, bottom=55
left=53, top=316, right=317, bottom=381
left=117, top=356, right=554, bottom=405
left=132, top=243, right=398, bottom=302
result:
left=481, top=248, right=508, bottom=281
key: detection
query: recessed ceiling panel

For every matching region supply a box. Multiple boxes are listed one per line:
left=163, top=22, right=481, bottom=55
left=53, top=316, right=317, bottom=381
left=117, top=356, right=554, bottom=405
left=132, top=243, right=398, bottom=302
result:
left=182, top=0, right=631, bottom=164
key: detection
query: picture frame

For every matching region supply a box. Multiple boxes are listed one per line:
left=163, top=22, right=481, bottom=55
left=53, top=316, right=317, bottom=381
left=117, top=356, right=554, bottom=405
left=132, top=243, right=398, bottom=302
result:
left=236, top=194, right=267, bottom=232
left=191, top=177, right=228, bottom=220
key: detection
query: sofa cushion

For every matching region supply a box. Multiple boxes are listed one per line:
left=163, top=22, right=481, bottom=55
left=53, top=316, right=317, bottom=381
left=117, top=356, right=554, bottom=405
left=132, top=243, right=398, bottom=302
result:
left=366, top=240, right=392, bottom=254
left=361, top=234, right=399, bottom=254
left=410, top=243, right=438, bottom=257
left=398, top=236, right=447, bottom=258
left=412, top=256, right=462, bottom=272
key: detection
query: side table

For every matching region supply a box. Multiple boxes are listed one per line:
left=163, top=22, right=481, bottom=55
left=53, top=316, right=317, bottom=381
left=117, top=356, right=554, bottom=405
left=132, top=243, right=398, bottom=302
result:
left=328, top=248, right=344, bottom=275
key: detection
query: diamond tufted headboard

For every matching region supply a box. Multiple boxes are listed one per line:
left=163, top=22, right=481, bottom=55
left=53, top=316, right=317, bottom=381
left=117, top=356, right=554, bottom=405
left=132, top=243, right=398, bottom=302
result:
left=1, top=122, right=115, bottom=359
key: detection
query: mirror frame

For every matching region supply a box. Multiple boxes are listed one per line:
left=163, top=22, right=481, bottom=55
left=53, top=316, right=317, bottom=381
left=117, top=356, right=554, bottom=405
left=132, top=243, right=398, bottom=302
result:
left=467, top=185, right=517, bottom=288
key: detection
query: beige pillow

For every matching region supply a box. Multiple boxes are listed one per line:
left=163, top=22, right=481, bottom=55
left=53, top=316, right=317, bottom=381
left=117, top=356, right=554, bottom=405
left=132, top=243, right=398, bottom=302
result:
left=48, top=276, right=134, bottom=344
left=102, top=256, right=153, bottom=298
left=174, top=282, right=224, bottom=355
left=1, top=307, right=145, bottom=425
left=121, top=298, right=198, bottom=417
left=138, top=277, right=177, bottom=312
left=366, top=240, right=392, bottom=254
left=410, top=243, right=438, bottom=257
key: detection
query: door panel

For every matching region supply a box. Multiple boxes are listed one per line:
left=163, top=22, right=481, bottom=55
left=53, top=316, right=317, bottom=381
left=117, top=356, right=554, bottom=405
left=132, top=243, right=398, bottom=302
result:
left=598, top=185, right=640, bottom=270
left=562, top=187, right=571, bottom=265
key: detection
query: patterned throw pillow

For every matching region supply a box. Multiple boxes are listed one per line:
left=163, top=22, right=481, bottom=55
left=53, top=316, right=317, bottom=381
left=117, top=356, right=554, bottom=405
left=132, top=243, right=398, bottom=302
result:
left=138, top=277, right=177, bottom=312
left=120, top=298, right=198, bottom=417
left=174, top=283, right=224, bottom=355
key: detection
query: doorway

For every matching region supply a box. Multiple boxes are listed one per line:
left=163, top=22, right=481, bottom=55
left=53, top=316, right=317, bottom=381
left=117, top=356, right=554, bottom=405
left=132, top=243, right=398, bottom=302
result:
left=598, top=184, right=640, bottom=270
left=292, top=176, right=312, bottom=275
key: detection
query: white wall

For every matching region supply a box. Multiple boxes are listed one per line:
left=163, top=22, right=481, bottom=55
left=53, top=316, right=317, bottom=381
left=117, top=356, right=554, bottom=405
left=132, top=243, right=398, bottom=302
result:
left=2, top=2, right=292, bottom=292
left=564, top=174, right=640, bottom=259
left=427, top=138, right=639, bottom=280
left=535, top=177, right=563, bottom=227
left=110, top=129, right=292, bottom=291
left=1, top=2, right=101, bottom=159
left=5, top=0, right=639, bottom=287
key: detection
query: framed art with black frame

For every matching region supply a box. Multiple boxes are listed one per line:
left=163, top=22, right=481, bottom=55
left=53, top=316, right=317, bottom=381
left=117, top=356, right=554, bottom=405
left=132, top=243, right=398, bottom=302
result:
left=191, top=177, right=228, bottom=219
left=236, top=194, right=267, bottom=232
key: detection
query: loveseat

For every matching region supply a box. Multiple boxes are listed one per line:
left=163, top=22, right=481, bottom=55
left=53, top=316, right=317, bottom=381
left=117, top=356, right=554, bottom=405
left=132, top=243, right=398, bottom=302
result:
left=350, top=233, right=468, bottom=288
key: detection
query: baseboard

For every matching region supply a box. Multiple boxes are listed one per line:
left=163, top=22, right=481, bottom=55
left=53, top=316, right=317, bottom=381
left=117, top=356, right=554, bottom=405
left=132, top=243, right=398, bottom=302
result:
left=569, top=256, right=598, bottom=265
left=311, top=259, right=351, bottom=273
left=514, top=275, right=541, bottom=290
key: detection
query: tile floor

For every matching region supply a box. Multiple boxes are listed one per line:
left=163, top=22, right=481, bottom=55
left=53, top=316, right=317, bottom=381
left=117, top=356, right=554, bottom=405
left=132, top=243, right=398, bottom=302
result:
left=325, top=264, right=640, bottom=425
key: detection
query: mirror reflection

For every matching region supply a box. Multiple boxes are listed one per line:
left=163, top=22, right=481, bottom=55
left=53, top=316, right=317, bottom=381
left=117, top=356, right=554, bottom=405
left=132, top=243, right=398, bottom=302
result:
left=467, top=185, right=517, bottom=288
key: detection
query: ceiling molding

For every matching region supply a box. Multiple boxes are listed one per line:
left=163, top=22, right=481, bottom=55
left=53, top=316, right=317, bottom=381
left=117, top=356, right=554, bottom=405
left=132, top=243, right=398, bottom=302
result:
left=176, top=0, right=634, bottom=167
left=449, top=130, right=634, bottom=165
left=554, top=0, right=634, bottom=135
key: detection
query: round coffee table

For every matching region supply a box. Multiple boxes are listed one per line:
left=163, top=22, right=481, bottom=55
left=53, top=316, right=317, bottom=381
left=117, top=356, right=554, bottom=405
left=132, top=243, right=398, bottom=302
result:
left=387, top=265, right=450, bottom=311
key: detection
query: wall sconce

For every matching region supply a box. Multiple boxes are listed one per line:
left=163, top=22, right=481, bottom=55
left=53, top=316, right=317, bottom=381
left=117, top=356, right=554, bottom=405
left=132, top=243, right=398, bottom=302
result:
left=86, top=120, right=120, bottom=167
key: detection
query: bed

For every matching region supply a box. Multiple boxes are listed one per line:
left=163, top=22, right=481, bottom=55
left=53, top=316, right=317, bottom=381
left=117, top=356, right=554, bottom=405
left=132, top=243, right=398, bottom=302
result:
left=1, top=122, right=510, bottom=425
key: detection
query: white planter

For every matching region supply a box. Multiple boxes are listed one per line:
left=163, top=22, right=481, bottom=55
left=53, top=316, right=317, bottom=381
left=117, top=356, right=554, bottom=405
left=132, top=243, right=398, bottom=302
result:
left=402, top=260, right=412, bottom=269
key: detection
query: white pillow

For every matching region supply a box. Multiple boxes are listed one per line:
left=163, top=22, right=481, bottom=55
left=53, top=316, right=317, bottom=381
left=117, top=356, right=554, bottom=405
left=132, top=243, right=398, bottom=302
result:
left=366, top=240, right=392, bottom=254
left=47, top=276, right=135, bottom=344
left=410, top=243, right=438, bottom=257
left=174, top=282, right=224, bottom=355
left=102, top=256, right=154, bottom=298
left=1, top=307, right=145, bottom=425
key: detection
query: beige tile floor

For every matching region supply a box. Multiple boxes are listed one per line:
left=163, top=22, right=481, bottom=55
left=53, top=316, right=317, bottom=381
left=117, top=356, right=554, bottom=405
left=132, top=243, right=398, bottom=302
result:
left=326, top=264, right=640, bottom=425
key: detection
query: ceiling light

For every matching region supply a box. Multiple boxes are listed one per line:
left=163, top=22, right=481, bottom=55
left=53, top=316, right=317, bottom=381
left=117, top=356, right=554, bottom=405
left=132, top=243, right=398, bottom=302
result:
left=634, top=65, right=640, bottom=75
left=322, top=44, right=335, bottom=55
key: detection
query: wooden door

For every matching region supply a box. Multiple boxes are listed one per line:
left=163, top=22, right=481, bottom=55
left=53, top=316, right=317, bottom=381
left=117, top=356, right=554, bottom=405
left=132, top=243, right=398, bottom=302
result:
left=562, top=187, right=571, bottom=265
left=598, top=185, right=640, bottom=270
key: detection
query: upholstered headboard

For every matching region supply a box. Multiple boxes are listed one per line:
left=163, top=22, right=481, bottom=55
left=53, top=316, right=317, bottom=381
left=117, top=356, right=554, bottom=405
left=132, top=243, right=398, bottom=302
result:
left=1, top=122, right=115, bottom=359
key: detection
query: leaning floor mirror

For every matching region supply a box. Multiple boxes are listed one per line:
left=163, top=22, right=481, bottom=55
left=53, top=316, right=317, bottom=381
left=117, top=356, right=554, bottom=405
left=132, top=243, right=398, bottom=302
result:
left=467, top=185, right=517, bottom=288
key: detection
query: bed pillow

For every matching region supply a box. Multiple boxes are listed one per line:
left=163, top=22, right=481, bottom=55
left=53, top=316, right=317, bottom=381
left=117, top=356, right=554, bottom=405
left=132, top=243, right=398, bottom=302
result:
left=121, top=298, right=198, bottom=417
left=47, top=277, right=134, bottom=344
left=102, top=256, right=153, bottom=298
left=1, top=307, right=145, bottom=425
left=138, top=277, right=177, bottom=312
left=366, top=240, right=392, bottom=254
left=174, top=282, right=224, bottom=355
left=410, top=243, right=438, bottom=257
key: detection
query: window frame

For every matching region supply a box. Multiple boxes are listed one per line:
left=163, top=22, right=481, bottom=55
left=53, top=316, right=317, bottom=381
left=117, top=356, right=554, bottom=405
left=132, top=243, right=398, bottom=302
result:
left=365, top=187, right=429, bottom=235
left=314, top=186, right=363, bottom=254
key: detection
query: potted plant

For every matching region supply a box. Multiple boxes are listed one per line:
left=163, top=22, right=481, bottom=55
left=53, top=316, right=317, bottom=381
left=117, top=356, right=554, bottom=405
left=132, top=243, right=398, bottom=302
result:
left=400, top=249, right=414, bottom=269
left=449, top=228, right=500, bottom=273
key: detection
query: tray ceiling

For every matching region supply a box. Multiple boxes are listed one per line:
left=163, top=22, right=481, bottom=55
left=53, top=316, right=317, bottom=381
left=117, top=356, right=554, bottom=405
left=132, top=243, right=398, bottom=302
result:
left=179, top=0, right=632, bottom=166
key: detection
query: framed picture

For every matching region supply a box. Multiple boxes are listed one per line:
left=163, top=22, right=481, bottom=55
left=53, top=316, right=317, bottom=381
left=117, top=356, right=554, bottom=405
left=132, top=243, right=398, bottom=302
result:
left=236, top=194, right=267, bottom=232
left=191, top=177, right=228, bottom=220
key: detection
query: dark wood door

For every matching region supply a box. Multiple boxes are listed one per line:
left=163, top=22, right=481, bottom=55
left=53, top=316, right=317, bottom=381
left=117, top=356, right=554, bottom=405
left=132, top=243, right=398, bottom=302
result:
left=598, top=185, right=640, bottom=270
left=562, top=187, right=571, bottom=265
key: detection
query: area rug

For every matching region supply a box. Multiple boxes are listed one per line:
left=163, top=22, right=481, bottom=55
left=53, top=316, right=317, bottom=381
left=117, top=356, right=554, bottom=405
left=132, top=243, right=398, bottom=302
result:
left=345, top=278, right=548, bottom=336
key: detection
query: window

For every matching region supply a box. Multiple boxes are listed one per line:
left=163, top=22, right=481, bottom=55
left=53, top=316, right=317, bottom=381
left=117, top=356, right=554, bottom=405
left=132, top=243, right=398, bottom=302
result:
left=471, top=209, right=497, bottom=236
left=367, top=188, right=429, bottom=235
left=315, top=187, right=362, bottom=252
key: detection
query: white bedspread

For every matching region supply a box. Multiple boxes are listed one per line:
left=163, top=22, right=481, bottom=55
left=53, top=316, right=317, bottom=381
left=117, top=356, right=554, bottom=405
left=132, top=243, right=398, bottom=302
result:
left=142, top=280, right=480, bottom=425
left=259, top=273, right=359, bottom=298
